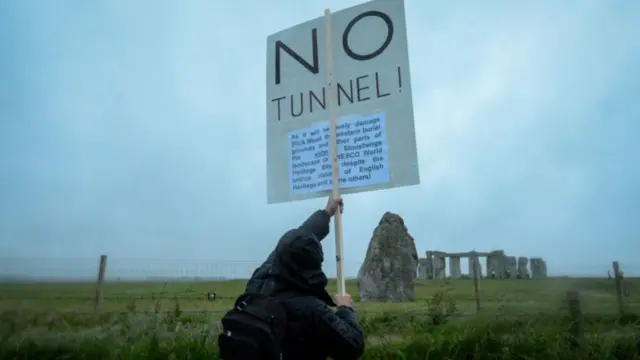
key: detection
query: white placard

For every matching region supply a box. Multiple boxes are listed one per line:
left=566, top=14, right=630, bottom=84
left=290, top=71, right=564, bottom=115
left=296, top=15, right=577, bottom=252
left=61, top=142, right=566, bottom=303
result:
left=266, top=0, right=419, bottom=204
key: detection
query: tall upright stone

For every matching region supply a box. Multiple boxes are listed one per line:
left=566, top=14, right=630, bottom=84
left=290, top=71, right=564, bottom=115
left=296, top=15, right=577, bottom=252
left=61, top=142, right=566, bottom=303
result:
left=486, top=256, right=493, bottom=276
left=417, top=258, right=430, bottom=279
left=517, top=256, right=529, bottom=278
left=530, top=257, right=547, bottom=279
left=487, top=250, right=506, bottom=278
left=424, top=251, right=434, bottom=279
left=357, top=212, right=419, bottom=302
left=433, top=253, right=446, bottom=279
left=506, top=256, right=517, bottom=278
left=449, top=256, right=462, bottom=278
left=495, top=250, right=507, bottom=278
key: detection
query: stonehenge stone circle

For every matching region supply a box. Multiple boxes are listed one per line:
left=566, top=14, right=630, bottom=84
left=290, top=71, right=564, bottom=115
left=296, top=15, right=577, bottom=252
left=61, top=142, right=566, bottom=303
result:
left=357, top=212, right=419, bottom=302
left=416, top=249, right=548, bottom=280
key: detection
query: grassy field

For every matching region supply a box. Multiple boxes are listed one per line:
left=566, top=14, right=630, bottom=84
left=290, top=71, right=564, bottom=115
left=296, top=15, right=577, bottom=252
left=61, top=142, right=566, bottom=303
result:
left=0, top=277, right=639, bottom=359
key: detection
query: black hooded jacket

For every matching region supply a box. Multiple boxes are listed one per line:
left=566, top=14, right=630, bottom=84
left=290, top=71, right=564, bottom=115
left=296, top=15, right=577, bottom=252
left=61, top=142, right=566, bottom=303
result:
left=244, top=210, right=365, bottom=360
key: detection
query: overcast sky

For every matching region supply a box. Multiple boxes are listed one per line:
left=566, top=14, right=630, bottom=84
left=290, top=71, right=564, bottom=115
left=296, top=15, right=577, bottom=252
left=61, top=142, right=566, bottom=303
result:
left=0, top=0, right=638, bottom=279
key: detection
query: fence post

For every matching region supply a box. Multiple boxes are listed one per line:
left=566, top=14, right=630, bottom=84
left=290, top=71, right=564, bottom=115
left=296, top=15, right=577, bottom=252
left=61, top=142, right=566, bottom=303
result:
left=472, top=255, right=481, bottom=312
left=612, top=261, right=625, bottom=316
left=566, top=290, right=585, bottom=352
left=95, top=254, right=107, bottom=312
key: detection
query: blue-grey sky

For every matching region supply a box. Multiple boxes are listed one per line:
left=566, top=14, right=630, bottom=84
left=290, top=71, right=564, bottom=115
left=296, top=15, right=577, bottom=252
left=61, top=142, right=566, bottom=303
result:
left=1, top=0, right=638, bottom=279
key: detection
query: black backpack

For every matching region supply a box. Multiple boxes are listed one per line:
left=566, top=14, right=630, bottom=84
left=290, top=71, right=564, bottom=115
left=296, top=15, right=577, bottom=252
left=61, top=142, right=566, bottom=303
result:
left=218, top=291, right=287, bottom=360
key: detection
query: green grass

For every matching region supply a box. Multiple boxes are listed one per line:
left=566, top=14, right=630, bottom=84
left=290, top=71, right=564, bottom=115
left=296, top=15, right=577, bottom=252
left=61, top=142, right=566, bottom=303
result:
left=0, top=278, right=639, bottom=359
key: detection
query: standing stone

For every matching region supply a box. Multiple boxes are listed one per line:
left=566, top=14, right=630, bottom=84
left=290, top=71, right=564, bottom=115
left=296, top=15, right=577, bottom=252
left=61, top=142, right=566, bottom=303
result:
left=486, top=250, right=506, bottom=278
left=418, top=258, right=433, bottom=280
left=506, top=256, right=517, bottom=278
left=449, top=256, right=462, bottom=278
left=417, top=258, right=430, bottom=279
left=433, top=253, right=446, bottom=279
left=494, top=250, right=507, bottom=278
left=530, top=257, right=547, bottom=279
left=486, top=256, right=494, bottom=276
left=517, top=257, right=529, bottom=278
left=357, top=212, right=419, bottom=302
left=424, top=251, right=434, bottom=279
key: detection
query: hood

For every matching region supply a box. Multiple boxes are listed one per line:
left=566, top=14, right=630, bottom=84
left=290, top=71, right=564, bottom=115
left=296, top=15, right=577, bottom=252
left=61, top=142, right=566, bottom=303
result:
left=270, top=228, right=335, bottom=306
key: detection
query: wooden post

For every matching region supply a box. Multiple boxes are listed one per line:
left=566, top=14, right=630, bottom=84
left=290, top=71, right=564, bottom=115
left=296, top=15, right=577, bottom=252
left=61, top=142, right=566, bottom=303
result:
left=472, top=255, right=481, bottom=312
left=95, top=254, right=107, bottom=311
left=612, top=261, right=624, bottom=316
left=324, top=9, right=346, bottom=296
left=566, top=290, right=585, bottom=352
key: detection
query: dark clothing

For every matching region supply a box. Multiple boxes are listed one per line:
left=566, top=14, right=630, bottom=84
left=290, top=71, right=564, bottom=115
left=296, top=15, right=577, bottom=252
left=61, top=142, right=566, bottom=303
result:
left=245, top=210, right=331, bottom=294
left=245, top=210, right=365, bottom=360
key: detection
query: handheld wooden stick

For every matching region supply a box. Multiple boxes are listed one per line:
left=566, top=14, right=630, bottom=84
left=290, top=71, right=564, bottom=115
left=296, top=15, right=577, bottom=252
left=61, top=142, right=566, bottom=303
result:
left=324, top=9, right=346, bottom=296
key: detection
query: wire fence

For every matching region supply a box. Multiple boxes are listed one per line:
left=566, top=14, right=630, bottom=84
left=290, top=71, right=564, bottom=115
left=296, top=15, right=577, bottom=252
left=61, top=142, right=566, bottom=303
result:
left=0, top=257, right=271, bottom=281
left=0, top=255, right=364, bottom=315
left=0, top=256, right=631, bottom=281
left=0, top=255, right=637, bottom=317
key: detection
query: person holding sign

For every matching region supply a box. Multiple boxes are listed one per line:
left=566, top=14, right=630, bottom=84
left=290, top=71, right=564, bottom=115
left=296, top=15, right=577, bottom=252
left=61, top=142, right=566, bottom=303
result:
left=227, top=195, right=364, bottom=360
left=244, top=195, right=344, bottom=293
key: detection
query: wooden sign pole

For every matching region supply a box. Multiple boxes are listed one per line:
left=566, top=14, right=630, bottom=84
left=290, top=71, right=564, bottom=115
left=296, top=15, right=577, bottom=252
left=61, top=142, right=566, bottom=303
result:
left=612, top=261, right=625, bottom=316
left=95, top=254, right=107, bottom=312
left=324, top=9, right=346, bottom=296
left=472, top=255, right=481, bottom=312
